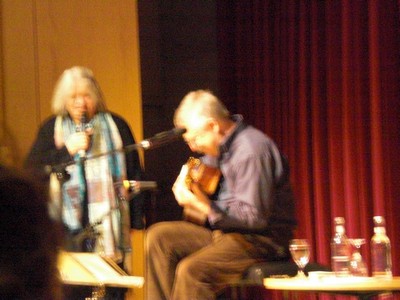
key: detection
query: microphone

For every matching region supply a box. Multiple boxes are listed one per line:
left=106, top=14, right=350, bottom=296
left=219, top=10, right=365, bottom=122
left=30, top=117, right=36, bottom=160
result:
left=76, top=112, right=88, bottom=133
left=139, top=128, right=186, bottom=150
left=76, top=112, right=88, bottom=158
left=122, top=180, right=158, bottom=194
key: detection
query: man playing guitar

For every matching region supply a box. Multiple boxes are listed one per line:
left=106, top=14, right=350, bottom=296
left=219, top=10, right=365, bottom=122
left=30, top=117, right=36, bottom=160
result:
left=145, top=89, right=297, bottom=300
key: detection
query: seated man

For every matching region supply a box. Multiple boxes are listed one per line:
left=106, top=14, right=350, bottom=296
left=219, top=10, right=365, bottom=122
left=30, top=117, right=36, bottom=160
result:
left=145, top=90, right=297, bottom=299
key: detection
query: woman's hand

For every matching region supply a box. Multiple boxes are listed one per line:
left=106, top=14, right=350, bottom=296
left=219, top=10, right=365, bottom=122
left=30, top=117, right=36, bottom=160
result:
left=65, top=132, right=90, bottom=156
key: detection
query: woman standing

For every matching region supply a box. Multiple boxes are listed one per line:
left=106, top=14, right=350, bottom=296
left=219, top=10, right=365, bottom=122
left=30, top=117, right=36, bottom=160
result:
left=25, top=66, right=143, bottom=261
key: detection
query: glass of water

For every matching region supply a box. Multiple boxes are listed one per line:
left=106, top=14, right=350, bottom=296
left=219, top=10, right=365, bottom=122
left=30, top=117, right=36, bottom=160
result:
left=349, top=238, right=368, bottom=277
left=289, top=239, right=310, bottom=278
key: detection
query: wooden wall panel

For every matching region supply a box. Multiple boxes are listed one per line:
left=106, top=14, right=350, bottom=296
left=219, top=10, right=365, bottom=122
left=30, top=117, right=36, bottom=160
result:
left=1, top=0, right=37, bottom=166
left=1, top=0, right=143, bottom=167
left=35, top=0, right=143, bottom=144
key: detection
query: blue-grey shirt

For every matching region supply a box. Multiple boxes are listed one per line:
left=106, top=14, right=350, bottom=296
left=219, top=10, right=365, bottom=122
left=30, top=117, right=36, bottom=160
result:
left=202, top=115, right=297, bottom=235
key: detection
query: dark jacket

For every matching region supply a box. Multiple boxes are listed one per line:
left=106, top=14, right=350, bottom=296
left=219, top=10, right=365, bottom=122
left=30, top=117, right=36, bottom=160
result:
left=24, top=112, right=145, bottom=229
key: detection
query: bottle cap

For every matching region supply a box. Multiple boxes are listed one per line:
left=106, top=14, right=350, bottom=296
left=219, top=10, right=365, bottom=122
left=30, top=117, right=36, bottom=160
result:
left=373, top=216, right=385, bottom=226
left=334, top=217, right=345, bottom=225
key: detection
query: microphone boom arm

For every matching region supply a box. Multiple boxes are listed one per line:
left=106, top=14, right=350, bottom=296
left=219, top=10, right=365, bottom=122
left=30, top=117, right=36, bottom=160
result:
left=46, top=128, right=186, bottom=175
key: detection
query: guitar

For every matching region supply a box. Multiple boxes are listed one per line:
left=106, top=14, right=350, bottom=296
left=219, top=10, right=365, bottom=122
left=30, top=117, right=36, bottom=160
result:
left=183, top=157, right=221, bottom=225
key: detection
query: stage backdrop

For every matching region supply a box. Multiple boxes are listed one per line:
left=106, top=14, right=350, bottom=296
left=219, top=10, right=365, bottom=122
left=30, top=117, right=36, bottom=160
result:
left=217, top=0, right=400, bottom=283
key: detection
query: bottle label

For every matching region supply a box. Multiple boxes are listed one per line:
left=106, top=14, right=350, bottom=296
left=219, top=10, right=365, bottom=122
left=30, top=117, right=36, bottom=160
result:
left=372, top=243, right=392, bottom=277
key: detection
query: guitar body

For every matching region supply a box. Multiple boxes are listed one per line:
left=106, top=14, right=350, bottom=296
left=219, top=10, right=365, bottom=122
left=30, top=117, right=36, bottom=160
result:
left=183, top=157, right=221, bottom=225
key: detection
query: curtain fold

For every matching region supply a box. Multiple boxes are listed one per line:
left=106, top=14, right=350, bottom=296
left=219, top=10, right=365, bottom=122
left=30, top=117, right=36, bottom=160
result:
left=217, top=0, right=400, bottom=286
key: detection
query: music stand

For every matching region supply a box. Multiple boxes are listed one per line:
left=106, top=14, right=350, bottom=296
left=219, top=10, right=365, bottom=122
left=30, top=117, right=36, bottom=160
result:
left=58, top=251, right=144, bottom=299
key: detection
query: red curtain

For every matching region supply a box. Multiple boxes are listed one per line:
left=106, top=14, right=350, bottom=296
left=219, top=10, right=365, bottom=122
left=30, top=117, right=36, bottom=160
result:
left=217, top=0, right=400, bottom=284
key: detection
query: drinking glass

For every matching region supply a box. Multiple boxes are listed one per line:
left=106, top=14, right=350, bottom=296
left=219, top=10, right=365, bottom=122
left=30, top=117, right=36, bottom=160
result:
left=349, top=238, right=368, bottom=277
left=289, top=239, right=310, bottom=278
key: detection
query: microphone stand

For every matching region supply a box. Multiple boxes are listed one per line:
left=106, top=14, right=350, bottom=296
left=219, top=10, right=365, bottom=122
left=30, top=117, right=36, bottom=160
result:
left=78, top=155, right=90, bottom=250
left=48, top=126, right=185, bottom=176
left=50, top=131, right=182, bottom=298
left=52, top=147, right=138, bottom=252
left=49, top=132, right=182, bottom=251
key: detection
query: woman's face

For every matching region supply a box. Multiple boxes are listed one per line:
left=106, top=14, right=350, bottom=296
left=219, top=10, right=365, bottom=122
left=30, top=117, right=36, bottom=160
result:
left=65, top=79, right=97, bottom=124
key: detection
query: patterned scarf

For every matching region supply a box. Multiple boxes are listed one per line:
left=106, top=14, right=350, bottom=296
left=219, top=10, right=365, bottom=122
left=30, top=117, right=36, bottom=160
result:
left=53, top=112, right=130, bottom=261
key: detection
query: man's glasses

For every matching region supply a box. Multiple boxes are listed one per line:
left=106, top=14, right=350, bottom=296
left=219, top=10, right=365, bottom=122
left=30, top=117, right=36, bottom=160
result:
left=183, top=128, right=208, bottom=146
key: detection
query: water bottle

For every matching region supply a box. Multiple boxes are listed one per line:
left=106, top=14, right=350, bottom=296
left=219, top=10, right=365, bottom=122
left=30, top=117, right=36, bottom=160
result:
left=371, top=216, right=392, bottom=278
left=331, top=217, right=351, bottom=276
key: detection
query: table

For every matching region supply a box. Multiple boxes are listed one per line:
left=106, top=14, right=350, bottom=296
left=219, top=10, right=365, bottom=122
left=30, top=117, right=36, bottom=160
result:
left=264, top=276, right=400, bottom=300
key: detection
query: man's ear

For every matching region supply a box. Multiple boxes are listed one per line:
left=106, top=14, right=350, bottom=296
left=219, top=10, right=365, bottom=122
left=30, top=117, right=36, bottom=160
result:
left=208, top=118, right=220, bottom=134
